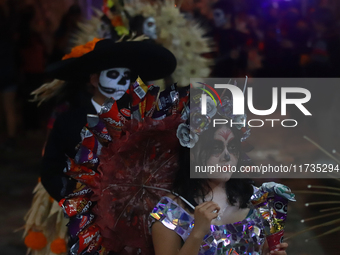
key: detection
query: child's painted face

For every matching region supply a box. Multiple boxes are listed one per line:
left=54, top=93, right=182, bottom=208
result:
left=206, top=125, right=239, bottom=180
left=98, top=67, right=131, bottom=100
left=143, top=17, right=157, bottom=40
left=213, top=8, right=227, bottom=27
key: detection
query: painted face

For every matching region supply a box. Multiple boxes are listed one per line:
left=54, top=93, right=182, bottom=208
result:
left=274, top=201, right=287, bottom=215
left=206, top=125, right=239, bottom=180
left=98, top=68, right=131, bottom=100
left=143, top=17, right=157, bottom=40
left=213, top=8, right=226, bottom=28
left=98, top=20, right=112, bottom=39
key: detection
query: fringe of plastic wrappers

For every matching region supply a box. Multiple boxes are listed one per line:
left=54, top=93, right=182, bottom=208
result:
left=57, top=77, right=189, bottom=255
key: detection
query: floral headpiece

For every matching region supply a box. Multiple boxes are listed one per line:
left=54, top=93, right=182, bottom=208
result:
left=176, top=89, right=251, bottom=148
left=62, top=38, right=103, bottom=60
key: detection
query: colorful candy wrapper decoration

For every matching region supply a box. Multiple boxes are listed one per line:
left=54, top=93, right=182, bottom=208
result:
left=69, top=225, right=101, bottom=255
left=131, top=76, right=148, bottom=105
left=86, top=115, right=112, bottom=146
left=79, top=234, right=104, bottom=255
left=79, top=127, right=102, bottom=156
left=250, top=182, right=296, bottom=252
left=98, top=97, right=123, bottom=138
left=116, top=92, right=131, bottom=124
left=145, top=85, right=160, bottom=117
left=68, top=212, right=95, bottom=239
left=130, top=76, right=149, bottom=121
left=63, top=182, right=93, bottom=199
left=152, top=83, right=179, bottom=120
left=177, top=85, right=190, bottom=113
left=63, top=159, right=99, bottom=188
left=74, top=145, right=99, bottom=170
left=57, top=76, right=185, bottom=254
left=59, top=196, right=93, bottom=218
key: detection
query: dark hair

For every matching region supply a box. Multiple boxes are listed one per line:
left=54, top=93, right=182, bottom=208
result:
left=172, top=121, right=254, bottom=211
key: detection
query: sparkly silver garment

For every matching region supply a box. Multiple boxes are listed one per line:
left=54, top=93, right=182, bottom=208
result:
left=149, top=196, right=265, bottom=255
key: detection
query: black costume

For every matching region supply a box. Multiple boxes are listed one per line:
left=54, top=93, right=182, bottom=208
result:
left=42, top=97, right=96, bottom=201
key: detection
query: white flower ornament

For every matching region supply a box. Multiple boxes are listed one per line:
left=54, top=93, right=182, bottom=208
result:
left=176, top=123, right=199, bottom=148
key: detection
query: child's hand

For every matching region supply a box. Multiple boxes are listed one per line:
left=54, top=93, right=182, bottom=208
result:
left=265, top=243, right=288, bottom=255
left=191, top=201, right=220, bottom=239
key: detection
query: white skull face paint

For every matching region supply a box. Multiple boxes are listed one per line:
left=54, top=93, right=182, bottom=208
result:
left=98, top=68, right=131, bottom=100
left=143, top=17, right=157, bottom=40
left=274, top=201, right=288, bottom=214
left=98, top=20, right=112, bottom=39
left=213, top=8, right=226, bottom=28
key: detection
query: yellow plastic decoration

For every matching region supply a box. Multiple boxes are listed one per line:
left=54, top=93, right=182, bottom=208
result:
left=107, top=0, right=115, bottom=8
left=115, top=26, right=129, bottom=36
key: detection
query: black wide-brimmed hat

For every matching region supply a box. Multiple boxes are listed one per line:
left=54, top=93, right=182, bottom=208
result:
left=45, top=39, right=177, bottom=82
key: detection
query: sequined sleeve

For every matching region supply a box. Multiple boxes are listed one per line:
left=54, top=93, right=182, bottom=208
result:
left=149, top=196, right=194, bottom=242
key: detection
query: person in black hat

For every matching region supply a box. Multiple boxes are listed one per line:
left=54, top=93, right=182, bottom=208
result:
left=41, top=38, right=176, bottom=201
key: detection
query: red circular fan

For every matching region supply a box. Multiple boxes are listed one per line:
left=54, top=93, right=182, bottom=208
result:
left=91, top=116, right=182, bottom=254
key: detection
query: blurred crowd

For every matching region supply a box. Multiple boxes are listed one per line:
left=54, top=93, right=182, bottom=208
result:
left=189, top=0, right=340, bottom=78
left=0, top=0, right=82, bottom=151
left=0, top=0, right=340, bottom=151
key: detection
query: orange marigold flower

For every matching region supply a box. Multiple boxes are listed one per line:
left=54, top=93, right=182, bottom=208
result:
left=50, top=238, right=67, bottom=254
left=111, top=16, right=124, bottom=27
left=24, top=231, right=47, bottom=250
left=62, top=38, right=103, bottom=60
